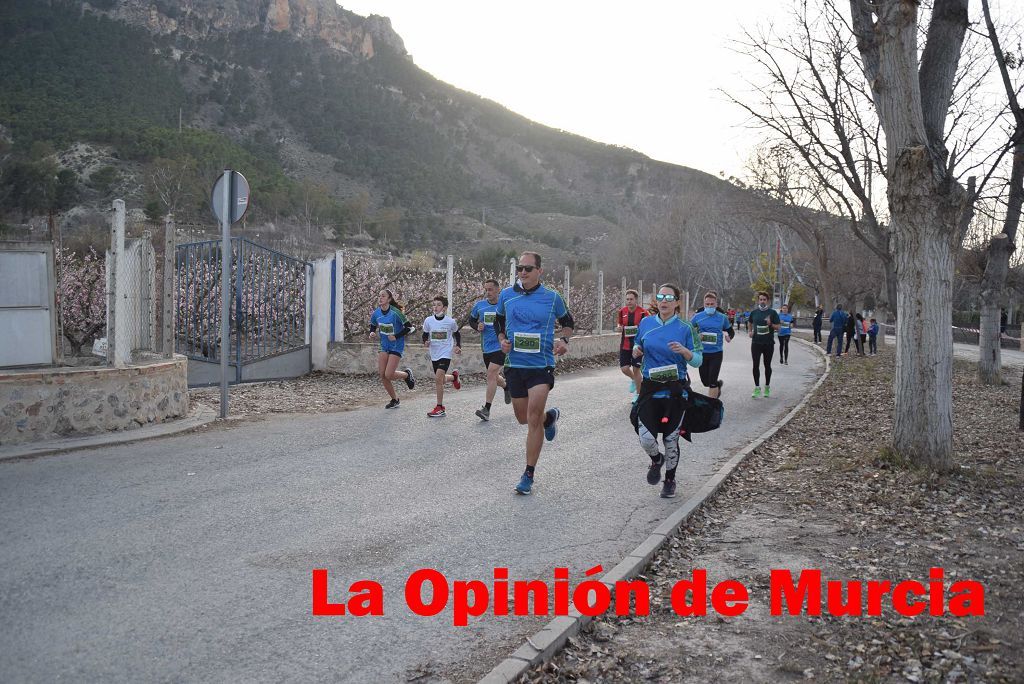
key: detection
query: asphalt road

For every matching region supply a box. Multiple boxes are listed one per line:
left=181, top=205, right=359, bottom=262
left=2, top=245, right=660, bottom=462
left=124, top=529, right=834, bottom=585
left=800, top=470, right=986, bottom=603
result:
left=0, top=338, right=822, bottom=683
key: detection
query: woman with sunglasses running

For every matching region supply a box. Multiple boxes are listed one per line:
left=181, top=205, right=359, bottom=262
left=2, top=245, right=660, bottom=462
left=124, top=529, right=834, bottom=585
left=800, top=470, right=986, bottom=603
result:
left=631, top=284, right=703, bottom=498
left=368, top=289, right=416, bottom=409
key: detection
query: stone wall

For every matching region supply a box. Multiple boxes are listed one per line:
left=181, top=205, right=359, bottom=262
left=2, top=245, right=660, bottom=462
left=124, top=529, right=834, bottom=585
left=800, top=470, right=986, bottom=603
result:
left=327, top=333, right=620, bottom=375
left=0, top=356, right=189, bottom=447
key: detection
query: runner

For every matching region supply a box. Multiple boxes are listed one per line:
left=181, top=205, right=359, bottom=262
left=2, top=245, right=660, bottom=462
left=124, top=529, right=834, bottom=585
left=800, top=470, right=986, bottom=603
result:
left=690, top=290, right=733, bottom=399
left=467, top=279, right=511, bottom=421
left=748, top=291, right=780, bottom=398
left=615, top=289, right=649, bottom=398
left=368, top=289, right=415, bottom=409
left=421, top=295, right=462, bottom=417
left=631, top=284, right=703, bottom=498
left=777, top=303, right=794, bottom=365
left=493, top=252, right=574, bottom=495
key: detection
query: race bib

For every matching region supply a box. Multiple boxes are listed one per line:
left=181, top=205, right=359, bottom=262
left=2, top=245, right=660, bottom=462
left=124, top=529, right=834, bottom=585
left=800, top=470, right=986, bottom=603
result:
left=483, top=311, right=496, bottom=326
left=378, top=323, right=395, bottom=335
left=623, top=325, right=639, bottom=338
left=649, top=364, right=680, bottom=382
left=700, top=332, right=718, bottom=345
left=430, top=330, right=448, bottom=341
left=513, top=332, right=541, bottom=353
left=756, top=325, right=769, bottom=335
left=780, top=325, right=791, bottom=334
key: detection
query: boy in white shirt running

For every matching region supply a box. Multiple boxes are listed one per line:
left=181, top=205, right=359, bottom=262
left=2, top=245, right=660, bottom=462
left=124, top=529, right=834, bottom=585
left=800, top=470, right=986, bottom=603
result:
left=421, top=295, right=463, bottom=417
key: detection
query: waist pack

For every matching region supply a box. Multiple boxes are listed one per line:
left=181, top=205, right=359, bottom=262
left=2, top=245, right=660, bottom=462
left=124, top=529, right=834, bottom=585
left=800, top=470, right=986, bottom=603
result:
left=680, top=389, right=725, bottom=436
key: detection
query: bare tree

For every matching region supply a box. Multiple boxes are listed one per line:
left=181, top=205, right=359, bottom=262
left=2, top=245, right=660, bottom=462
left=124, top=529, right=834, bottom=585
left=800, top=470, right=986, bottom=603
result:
left=977, top=0, right=1024, bottom=388
left=726, top=0, right=899, bottom=324
left=849, top=0, right=970, bottom=470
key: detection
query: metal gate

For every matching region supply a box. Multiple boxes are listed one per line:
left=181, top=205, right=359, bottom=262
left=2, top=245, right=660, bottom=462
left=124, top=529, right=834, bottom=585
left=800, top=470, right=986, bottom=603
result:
left=175, top=237, right=311, bottom=387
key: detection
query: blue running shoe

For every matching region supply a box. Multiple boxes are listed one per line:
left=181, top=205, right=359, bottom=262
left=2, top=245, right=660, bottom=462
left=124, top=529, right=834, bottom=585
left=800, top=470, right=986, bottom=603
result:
left=515, top=472, right=533, bottom=495
left=544, top=407, right=560, bottom=442
left=629, top=380, right=636, bottom=393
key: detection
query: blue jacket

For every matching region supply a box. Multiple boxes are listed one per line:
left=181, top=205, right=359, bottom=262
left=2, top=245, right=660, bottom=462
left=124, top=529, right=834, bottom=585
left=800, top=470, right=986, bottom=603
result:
left=829, top=309, right=847, bottom=332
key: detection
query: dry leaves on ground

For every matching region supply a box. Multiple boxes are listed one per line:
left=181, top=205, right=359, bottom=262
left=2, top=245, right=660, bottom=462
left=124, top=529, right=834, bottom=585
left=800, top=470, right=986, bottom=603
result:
left=526, top=348, right=1024, bottom=683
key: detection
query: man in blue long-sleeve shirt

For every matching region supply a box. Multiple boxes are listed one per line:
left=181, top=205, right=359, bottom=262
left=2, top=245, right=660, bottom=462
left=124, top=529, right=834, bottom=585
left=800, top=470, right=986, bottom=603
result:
left=826, top=304, right=847, bottom=357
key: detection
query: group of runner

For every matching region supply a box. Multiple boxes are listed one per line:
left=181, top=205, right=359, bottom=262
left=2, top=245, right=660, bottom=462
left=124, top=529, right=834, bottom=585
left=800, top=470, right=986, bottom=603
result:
left=366, top=252, right=796, bottom=499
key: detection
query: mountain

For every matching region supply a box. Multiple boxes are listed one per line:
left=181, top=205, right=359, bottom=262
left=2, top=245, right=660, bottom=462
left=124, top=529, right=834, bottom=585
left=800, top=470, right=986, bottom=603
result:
left=0, top=0, right=752, bottom=268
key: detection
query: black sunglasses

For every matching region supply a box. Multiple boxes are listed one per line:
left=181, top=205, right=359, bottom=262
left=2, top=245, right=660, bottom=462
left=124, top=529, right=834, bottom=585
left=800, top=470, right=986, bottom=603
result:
left=515, top=265, right=537, bottom=273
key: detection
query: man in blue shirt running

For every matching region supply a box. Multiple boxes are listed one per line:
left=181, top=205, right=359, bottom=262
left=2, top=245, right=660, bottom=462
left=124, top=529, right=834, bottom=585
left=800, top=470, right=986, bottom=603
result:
left=494, top=252, right=574, bottom=495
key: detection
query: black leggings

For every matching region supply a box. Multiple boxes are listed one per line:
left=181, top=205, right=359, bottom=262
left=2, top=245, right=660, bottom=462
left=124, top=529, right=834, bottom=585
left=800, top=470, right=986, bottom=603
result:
left=778, top=336, right=790, bottom=363
left=752, top=343, right=774, bottom=386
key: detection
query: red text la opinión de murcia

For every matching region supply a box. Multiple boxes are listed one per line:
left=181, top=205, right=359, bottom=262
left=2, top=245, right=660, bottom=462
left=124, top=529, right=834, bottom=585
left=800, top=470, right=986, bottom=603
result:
left=312, top=567, right=984, bottom=626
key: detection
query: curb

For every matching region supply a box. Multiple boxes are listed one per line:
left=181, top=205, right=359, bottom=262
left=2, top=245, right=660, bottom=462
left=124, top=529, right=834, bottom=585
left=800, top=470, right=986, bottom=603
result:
left=479, top=337, right=831, bottom=684
left=0, top=406, right=218, bottom=463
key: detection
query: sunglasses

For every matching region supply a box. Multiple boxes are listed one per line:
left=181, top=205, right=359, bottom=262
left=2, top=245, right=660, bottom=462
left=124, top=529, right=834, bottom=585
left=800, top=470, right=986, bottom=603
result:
left=515, top=265, right=537, bottom=273
left=655, top=293, right=677, bottom=302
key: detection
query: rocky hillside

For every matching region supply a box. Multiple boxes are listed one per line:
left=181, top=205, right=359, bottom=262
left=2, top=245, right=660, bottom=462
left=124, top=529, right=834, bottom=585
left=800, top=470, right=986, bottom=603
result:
left=0, top=0, right=754, bottom=268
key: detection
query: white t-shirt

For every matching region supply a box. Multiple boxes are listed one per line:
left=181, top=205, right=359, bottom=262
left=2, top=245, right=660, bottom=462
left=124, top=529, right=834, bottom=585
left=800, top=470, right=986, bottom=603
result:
left=422, top=314, right=459, bottom=361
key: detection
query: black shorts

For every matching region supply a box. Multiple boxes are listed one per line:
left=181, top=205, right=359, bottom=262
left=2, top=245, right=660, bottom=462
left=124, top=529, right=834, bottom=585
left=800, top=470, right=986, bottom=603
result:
left=505, top=366, right=555, bottom=399
left=698, top=351, right=724, bottom=387
left=431, top=358, right=451, bottom=373
left=482, top=350, right=506, bottom=368
left=380, top=350, right=402, bottom=358
left=619, top=348, right=641, bottom=368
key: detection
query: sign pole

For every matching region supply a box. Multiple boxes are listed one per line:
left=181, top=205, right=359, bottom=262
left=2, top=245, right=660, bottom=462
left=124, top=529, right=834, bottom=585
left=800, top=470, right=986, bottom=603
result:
left=219, top=170, right=232, bottom=419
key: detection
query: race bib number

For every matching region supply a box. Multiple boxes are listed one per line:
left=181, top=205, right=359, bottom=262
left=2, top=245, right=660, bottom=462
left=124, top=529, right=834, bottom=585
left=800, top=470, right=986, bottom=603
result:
left=700, top=332, right=718, bottom=345
left=430, top=330, right=448, bottom=341
left=483, top=311, right=496, bottom=326
left=780, top=325, right=791, bottom=334
left=378, top=323, right=395, bottom=335
left=649, top=364, right=680, bottom=382
left=513, top=332, right=541, bottom=353
left=623, top=325, right=639, bottom=337
left=756, top=325, right=769, bottom=335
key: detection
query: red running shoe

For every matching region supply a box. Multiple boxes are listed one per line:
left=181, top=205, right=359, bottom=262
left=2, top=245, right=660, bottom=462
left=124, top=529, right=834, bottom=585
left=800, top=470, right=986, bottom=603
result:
left=451, top=370, right=461, bottom=390
left=427, top=405, right=446, bottom=418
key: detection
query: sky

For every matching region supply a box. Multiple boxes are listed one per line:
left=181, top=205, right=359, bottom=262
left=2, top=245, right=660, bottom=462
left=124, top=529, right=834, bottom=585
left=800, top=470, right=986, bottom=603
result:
left=339, top=1, right=783, bottom=180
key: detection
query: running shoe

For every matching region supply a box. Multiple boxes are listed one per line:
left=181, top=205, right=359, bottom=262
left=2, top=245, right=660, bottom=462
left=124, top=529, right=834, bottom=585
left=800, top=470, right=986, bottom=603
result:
left=660, top=479, right=677, bottom=498
left=385, top=398, right=400, bottom=409
left=629, top=380, right=636, bottom=393
left=452, top=370, right=461, bottom=390
left=503, top=385, right=512, bottom=404
left=717, top=379, right=725, bottom=395
left=404, top=367, right=415, bottom=390
left=647, top=453, right=664, bottom=485
left=544, top=407, right=560, bottom=442
left=764, top=386, right=771, bottom=398
left=475, top=405, right=490, bottom=421
left=515, top=472, right=533, bottom=495
left=752, top=387, right=762, bottom=399
left=632, top=393, right=639, bottom=405
left=427, top=405, right=446, bottom=417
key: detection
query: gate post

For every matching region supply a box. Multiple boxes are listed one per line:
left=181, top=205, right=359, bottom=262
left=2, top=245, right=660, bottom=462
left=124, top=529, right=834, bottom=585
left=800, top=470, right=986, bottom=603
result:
left=446, top=254, right=454, bottom=317
left=596, top=270, right=605, bottom=334
left=234, top=238, right=243, bottom=384
left=335, top=249, right=345, bottom=342
left=162, top=217, right=174, bottom=357
left=107, top=200, right=126, bottom=367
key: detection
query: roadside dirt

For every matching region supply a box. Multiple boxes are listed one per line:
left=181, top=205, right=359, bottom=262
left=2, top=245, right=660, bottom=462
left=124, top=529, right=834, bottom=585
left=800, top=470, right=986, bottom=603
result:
left=525, top=348, right=1024, bottom=683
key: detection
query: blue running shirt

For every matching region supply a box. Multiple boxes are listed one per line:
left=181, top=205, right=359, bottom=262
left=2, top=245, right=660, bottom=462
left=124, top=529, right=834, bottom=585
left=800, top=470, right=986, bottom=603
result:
left=778, top=312, right=794, bottom=337
left=495, top=284, right=568, bottom=368
left=635, top=314, right=704, bottom=393
left=690, top=310, right=732, bottom=354
left=468, top=299, right=502, bottom=354
left=370, top=306, right=409, bottom=354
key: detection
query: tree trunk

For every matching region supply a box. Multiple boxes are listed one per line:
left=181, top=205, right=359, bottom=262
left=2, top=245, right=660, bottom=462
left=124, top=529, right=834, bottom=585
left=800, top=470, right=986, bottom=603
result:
left=978, top=302, right=1002, bottom=384
left=891, top=149, right=962, bottom=472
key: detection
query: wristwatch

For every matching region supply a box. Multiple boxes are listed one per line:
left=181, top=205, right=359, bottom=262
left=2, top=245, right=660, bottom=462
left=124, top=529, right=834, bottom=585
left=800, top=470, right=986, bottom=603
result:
left=559, top=336, right=570, bottom=345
